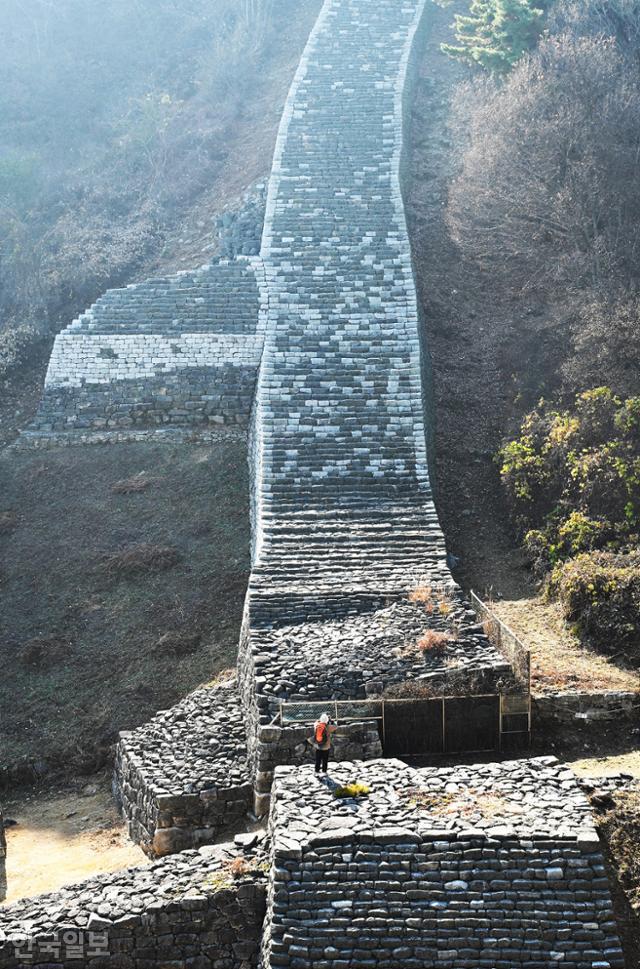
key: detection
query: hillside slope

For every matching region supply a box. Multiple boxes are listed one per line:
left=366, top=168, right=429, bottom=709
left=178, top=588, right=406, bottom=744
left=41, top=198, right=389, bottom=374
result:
left=0, top=439, right=249, bottom=786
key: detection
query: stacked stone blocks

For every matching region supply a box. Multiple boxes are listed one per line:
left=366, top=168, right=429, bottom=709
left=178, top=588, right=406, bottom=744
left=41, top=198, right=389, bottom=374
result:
left=262, top=759, right=624, bottom=969
left=0, top=841, right=267, bottom=969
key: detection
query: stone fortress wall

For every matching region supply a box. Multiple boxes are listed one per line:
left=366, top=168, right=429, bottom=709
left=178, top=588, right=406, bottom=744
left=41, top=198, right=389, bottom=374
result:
left=262, top=759, right=624, bottom=969
left=107, top=0, right=530, bottom=852
left=25, top=256, right=266, bottom=439
left=237, top=0, right=521, bottom=808
left=3, top=1, right=625, bottom=965
left=0, top=839, right=267, bottom=969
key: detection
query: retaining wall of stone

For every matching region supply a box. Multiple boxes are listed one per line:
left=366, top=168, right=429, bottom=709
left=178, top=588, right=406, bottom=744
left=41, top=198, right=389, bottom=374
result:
left=28, top=257, right=265, bottom=437
left=262, top=759, right=624, bottom=969
left=0, top=841, right=267, bottom=969
left=114, top=679, right=253, bottom=858
left=533, top=690, right=640, bottom=728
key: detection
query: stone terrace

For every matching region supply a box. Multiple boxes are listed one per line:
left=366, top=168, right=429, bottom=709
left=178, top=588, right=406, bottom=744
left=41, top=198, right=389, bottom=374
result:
left=252, top=598, right=515, bottom=716
left=115, top=679, right=252, bottom=857
left=26, top=257, right=266, bottom=436
left=262, top=758, right=624, bottom=969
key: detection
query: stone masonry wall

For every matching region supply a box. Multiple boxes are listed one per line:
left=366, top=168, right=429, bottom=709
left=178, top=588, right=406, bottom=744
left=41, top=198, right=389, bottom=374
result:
left=0, top=840, right=267, bottom=969
left=262, top=759, right=624, bottom=969
left=27, top=257, right=266, bottom=437
left=534, top=690, right=640, bottom=728
left=114, top=678, right=253, bottom=858
left=238, top=0, right=517, bottom=811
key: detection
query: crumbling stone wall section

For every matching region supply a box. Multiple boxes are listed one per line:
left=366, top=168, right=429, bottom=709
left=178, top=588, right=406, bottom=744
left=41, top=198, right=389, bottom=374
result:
left=0, top=840, right=267, bottom=969
left=114, top=679, right=253, bottom=858
left=26, top=257, right=266, bottom=438
left=262, top=759, right=624, bottom=969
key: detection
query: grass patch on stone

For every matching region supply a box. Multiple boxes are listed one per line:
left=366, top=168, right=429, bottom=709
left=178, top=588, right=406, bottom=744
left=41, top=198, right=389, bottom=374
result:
left=408, top=787, right=524, bottom=820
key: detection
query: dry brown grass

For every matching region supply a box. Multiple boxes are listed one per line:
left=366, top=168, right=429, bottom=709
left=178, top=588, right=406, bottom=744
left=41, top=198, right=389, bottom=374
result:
left=416, top=629, right=453, bottom=654
left=491, top=596, right=640, bottom=695
left=228, top=857, right=253, bottom=878
left=101, top=544, right=181, bottom=578
left=110, top=474, right=157, bottom=495
left=409, top=786, right=525, bottom=821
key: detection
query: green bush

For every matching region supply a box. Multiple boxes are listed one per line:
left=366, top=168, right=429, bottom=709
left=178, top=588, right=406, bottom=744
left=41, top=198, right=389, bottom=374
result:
left=550, top=551, right=640, bottom=652
left=499, top=388, right=640, bottom=575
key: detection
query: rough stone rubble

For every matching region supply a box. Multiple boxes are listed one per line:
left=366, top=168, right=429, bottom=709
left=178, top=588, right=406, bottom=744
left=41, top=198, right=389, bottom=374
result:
left=263, top=758, right=624, bottom=969
left=0, top=840, right=267, bottom=969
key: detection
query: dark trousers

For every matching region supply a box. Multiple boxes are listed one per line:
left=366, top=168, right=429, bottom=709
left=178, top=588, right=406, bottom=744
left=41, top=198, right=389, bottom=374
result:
left=315, top=747, right=329, bottom=772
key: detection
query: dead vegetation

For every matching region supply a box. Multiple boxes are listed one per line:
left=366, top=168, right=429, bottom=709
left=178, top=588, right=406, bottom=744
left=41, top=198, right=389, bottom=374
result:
left=590, top=787, right=640, bottom=962
left=408, top=786, right=524, bottom=821
left=17, top=637, right=73, bottom=671
left=101, top=544, right=181, bottom=578
left=0, top=440, right=250, bottom=785
left=110, top=474, right=157, bottom=495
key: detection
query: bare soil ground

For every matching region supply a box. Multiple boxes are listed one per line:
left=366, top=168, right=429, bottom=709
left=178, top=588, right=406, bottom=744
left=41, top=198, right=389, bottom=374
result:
left=0, top=438, right=250, bottom=785
left=1, top=775, right=146, bottom=905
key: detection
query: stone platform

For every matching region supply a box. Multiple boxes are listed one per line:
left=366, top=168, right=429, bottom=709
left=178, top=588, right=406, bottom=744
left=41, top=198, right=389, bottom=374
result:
left=115, top=678, right=252, bottom=857
left=262, top=758, right=624, bottom=969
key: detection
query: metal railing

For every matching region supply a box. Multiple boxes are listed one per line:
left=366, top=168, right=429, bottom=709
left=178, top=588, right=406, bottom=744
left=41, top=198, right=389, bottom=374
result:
left=470, top=590, right=531, bottom=690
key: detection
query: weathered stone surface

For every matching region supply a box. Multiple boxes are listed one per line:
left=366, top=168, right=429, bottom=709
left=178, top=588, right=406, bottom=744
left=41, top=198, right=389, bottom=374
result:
left=114, top=677, right=252, bottom=856
left=262, top=759, right=625, bottom=969
left=0, top=840, right=267, bottom=969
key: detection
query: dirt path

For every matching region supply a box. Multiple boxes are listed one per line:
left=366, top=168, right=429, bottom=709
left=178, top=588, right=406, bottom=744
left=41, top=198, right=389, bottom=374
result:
left=1, top=781, right=146, bottom=905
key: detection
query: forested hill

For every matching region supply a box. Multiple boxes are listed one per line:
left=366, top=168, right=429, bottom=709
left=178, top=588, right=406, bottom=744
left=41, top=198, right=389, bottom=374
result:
left=0, top=0, right=319, bottom=432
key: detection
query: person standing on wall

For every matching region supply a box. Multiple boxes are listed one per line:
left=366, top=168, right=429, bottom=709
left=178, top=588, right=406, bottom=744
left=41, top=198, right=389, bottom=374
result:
left=309, top=712, right=337, bottom=774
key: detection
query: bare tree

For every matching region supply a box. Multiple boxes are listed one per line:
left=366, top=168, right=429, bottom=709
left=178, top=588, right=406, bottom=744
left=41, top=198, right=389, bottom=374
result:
left=447, top=25, right=640, bottom=295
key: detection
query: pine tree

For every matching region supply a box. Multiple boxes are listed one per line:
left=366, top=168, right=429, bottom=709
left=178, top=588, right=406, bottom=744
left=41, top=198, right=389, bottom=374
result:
left=442, top=0, right=551, bottom=73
